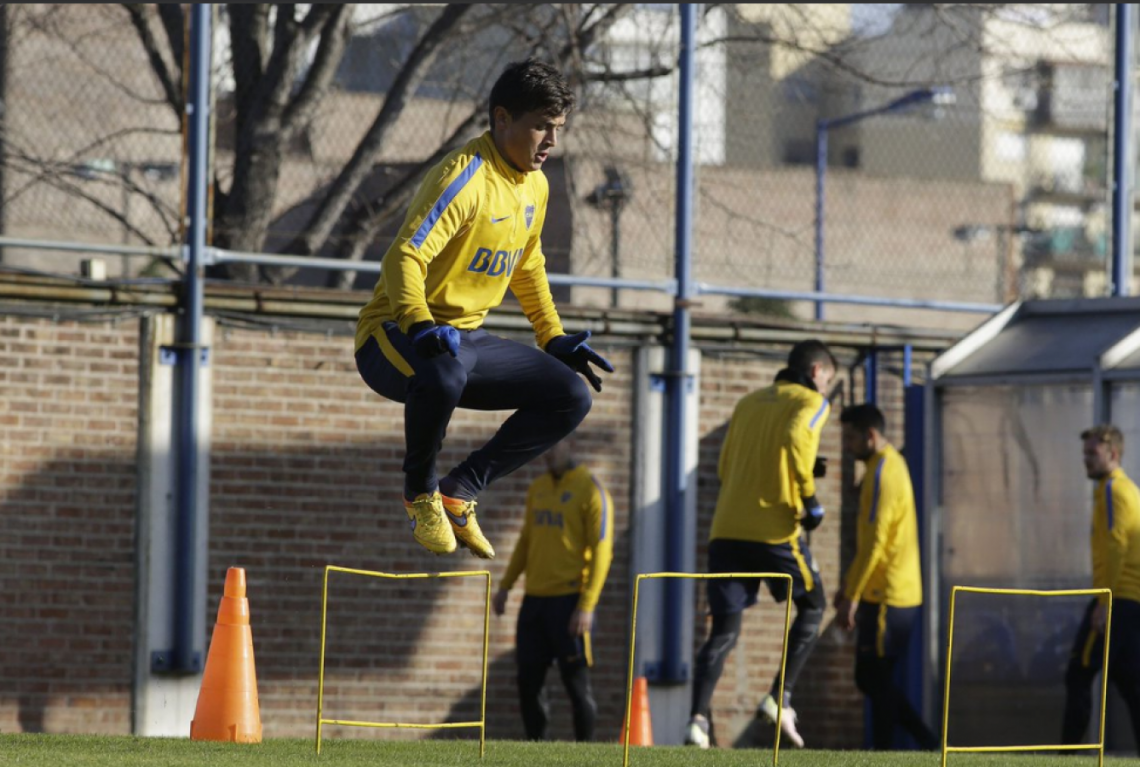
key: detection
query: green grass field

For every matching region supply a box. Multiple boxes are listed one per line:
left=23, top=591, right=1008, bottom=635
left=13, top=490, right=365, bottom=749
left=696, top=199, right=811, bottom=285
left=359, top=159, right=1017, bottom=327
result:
left=4, top=735, right=1140, bottom=767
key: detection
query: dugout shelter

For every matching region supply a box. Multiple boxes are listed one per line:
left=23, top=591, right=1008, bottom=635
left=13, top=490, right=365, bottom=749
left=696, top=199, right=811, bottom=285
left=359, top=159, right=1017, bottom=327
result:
left=925, top=295, right=1140, bottom=752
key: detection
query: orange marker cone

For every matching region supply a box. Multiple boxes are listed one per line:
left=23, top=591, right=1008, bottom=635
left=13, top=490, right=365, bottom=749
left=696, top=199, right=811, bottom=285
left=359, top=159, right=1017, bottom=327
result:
left=190, top=567, right=263, bottom=743
left=620, top=676, right=654, bottom=746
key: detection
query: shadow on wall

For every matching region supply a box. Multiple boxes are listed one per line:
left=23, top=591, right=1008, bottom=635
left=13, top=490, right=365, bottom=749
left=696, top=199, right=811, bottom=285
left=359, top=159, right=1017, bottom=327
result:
left=0, top=455, right=140, bottom=735
left=426, top=654, right=518, bottom=741
left=3, top=412, right=630, bottom=736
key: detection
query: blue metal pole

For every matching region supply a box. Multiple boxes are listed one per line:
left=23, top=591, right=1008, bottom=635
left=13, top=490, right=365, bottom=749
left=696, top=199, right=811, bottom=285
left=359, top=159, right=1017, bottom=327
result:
left=661, top=3, right=696, bottom=684
left=864, top=350, right=878, bottom=404
left=175, top=2, right=211, bottom=674
left=1112, top=4, right=1135, bottom=296
left=1113, top=3, right=1134, bottom=296
left=903, top=344, right=913, bottom=387
left=814, top=122, right=827, bottom=320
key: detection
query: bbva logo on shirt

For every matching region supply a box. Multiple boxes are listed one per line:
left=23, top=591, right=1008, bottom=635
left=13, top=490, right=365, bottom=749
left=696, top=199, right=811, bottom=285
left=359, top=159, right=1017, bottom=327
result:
left=535, top=509, right=564, bottom=528
left=466, top=247, right=523, bottom=277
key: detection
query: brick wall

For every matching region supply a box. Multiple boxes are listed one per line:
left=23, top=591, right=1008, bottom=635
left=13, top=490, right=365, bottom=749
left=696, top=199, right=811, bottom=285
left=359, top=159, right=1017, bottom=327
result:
left=0, top=307, right=920, bottom=747
left=0, top=315, right=140, bottom=734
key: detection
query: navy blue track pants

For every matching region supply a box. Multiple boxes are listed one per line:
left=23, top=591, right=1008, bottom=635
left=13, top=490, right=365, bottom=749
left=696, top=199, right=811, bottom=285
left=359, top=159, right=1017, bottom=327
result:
left=355, top=322, right=592, bottom=498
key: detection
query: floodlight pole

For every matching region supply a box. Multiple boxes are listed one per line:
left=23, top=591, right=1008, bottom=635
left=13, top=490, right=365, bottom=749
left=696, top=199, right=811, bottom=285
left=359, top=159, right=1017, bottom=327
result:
left=814, top=88, right=952, bottom=320
left=173, top=2, right=211, bottom=674
left=1112, top=2, right=1134, bottom=296
left=660, top=2, right=696, bottom=685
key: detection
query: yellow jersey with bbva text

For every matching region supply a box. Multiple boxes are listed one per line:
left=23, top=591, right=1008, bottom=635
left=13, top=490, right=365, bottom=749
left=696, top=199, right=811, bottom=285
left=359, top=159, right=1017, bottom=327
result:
left=500, top=465, right=615, bottom=612
left=355, top=131, right=564, bottom=352
left=710, top=380, right=830, bottom=544
left=842, top=445, right=923, bottom=607
left=1092, top=468, right=1140, bottom=605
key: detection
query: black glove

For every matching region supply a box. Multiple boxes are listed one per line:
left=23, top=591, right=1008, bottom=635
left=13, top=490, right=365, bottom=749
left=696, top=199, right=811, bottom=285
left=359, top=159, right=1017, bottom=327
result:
left=801, top=495, right=825, bottom=532
left=545, top=330, right=614, bottom=392
left=813, top=456, right=828, bottom=478
left=408, top=321, right=460, bottom=359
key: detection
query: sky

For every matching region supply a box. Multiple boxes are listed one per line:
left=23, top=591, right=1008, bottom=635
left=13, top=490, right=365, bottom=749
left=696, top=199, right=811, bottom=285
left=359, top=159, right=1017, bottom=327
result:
left=850, top=4, right=901, bottom=36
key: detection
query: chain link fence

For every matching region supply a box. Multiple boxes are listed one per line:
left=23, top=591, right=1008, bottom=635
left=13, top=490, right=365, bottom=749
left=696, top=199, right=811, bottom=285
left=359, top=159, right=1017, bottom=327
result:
left=0, top=4, right=1124, bottom=328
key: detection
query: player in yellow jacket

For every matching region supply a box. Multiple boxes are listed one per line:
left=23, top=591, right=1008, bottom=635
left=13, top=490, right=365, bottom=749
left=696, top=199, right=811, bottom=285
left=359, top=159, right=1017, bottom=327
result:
left=833, top=403, right=937, bottom=750
left=355, top=60, right=613, bottom=559
left=492, top=437, right=614, bottom=741
left=1062, top=424, right=1140, bottom=753
left=685, top=340, right=836, bottom=750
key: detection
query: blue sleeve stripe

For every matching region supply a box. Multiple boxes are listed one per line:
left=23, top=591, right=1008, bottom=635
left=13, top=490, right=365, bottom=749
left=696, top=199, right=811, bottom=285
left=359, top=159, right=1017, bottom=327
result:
left=808, top=399, right=828, bottom=429
left=869, top=458, right=885, bottom=523
left=1107, top=479, right=1115, bottom=530
left=592, top=476, right=609, bottom=541
left=410, top=153, right=482, bottom=249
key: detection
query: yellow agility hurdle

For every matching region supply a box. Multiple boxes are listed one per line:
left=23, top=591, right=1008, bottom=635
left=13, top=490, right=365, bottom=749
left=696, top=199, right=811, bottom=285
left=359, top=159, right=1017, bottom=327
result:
left=623, top=572, right=794, bottom=767
left=315, top=565, right=492, bottom=758
left=941, top=585, right=1113, bottom=767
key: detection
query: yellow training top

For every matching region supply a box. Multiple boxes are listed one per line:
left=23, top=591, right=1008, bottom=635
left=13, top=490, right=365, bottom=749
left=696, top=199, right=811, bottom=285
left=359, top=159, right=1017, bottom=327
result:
left=710, top=379, right=830, bottom=544
left=355, top=131, right=564, bottom=352
left=500, top=465, right=615, bottom=612
left=842, top=444, right=923, bottom=607
left=1092, top=467, right=1140, bottom=605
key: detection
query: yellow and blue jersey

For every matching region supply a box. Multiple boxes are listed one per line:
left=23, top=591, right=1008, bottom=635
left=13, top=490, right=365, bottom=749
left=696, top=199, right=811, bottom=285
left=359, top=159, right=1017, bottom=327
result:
left=355, top=130, right=564, bottom=352
left=842, top=444, right=923, bottom=607
left=1091, top=468, right=1140, bottom=605
left=710, top=380, right=830, bottom=544
left=500, top=465, right=614, bottom=612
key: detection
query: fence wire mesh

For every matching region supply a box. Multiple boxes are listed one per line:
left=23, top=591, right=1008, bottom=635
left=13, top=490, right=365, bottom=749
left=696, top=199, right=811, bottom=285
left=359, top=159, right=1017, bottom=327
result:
left=0, top=4, right=1126, bottom=328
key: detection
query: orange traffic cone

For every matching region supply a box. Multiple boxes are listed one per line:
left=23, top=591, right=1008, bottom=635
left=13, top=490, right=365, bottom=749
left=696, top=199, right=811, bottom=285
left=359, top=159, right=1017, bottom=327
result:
left=620, top=676, right=654, bottom=746
left=190, top=567, right=263, bottom=743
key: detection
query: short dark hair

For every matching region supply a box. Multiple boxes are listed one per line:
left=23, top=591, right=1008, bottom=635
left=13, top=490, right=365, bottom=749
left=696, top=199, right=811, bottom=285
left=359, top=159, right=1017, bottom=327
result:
left=489, top=59, right=575, bottom=126
left=787, top=340, right=836, bottom=378
left=840, top=403, right=886, bottom=435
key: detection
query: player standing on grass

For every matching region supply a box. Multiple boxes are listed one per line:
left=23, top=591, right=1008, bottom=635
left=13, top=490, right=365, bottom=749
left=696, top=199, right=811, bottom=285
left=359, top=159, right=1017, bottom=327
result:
left=492, top=437, right=613, bottom=741
left=1061, top=424, right=1140, bottom=753
left=354, top=59, right=613, bottom=559
left=684, top=340, right=836, bottom=750
left=833, top=403, right=938, bottom=751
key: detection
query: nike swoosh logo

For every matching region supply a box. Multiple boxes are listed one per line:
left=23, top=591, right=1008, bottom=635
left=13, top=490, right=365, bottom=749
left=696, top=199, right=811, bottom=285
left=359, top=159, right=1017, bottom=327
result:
left=490, top=215, right=511, bottom=223
left=444, top=509, right=468, bottom=527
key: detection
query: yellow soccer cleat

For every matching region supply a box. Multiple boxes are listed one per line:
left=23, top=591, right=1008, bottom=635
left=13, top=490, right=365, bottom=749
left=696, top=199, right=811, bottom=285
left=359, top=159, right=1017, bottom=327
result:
left=405, top=492, right=457, bottom=555
left=440, top=496, right=495, bottom=559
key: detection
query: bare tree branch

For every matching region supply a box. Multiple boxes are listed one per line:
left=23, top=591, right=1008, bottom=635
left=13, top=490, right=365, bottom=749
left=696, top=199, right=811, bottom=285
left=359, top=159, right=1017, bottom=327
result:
left=281, top=4, right=352, bottom=136
left=123, top=4, right=183, bottom=117
left=41, top=174, right=162, bottom=246
left=156, top=3, right=185, bottom=78
left=250, top=3, right=302, bottom=122
left=327, top=105, right=486, bottom=290
left=561, top=3, right=627, bottom=60
left=227, top=4, right=271, bottom=121
left=280, top=4, right=472, bottom=262
left=584, top=66, right=673, bottom=83
left=3, top=126, right=180, bottom=205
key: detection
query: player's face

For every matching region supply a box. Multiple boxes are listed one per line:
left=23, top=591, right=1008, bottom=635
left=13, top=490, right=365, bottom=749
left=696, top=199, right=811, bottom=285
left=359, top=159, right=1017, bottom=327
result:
left=1083, top=438, right=1117, bottom=479
left=493, top=107, right=566, bottom=172
left=544, top=438, right=575, bottom=474
left=842, top=423, right=874, bottom=462
left=810, top=362, right=835, bottom=395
